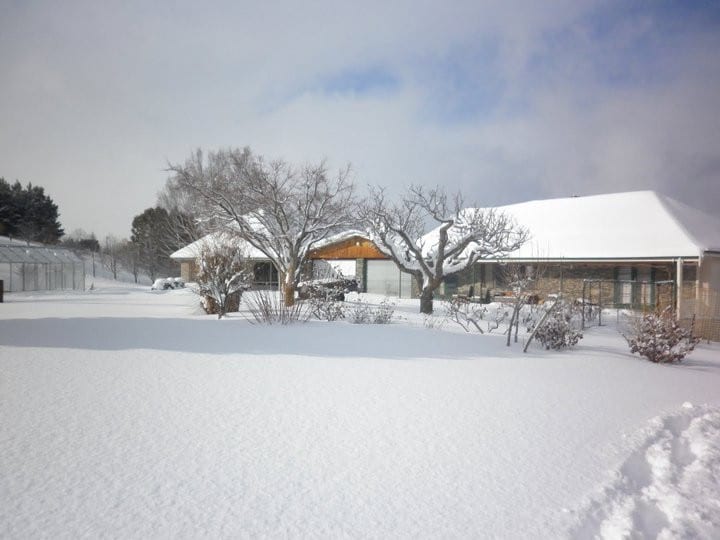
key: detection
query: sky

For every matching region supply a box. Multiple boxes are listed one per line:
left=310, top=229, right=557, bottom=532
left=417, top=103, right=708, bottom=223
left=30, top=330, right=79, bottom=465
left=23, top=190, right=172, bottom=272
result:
left=1, top=0, right=719, bottom=239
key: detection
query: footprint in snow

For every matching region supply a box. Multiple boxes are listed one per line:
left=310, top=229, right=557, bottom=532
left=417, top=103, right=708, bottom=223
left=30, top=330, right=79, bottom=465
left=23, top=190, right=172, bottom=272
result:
left=570, top=403, right=720, bottom=539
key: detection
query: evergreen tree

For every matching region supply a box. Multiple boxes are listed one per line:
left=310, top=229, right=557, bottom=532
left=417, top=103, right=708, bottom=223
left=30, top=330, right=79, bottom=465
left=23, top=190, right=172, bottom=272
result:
left=0, top=177, right=64, bottom=243
left=130, top=207, right=186, bottom=280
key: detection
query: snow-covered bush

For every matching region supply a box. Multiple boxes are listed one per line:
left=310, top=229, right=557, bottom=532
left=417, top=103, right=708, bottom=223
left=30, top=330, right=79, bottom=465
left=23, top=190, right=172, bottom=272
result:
left=151, top=278, right=173, bottom=290
left=244, top=289, right=309, bottom=325
left=372, top=299, right=395, bottom=324
left=533, top=301, right=583, bottom=350
left=445, top=298, right=485, bottom=333
left=297, top=277, right=358, bottom=301
left=423, top=313, right=446, bottom=330
left=346, top=299, right=370, bottom=323
left=345, top=298, right=395, bottom=324
left=624, top=308, right=699, bottom=363
left=486, top=304, right=509, bottom=333
left=522, top=304, right=543, bottom=332
left=309, top=295, right=344, bottom=321
left=196, top=248, right=251, bottom=319
left=303, top=277, right=355, bottom=321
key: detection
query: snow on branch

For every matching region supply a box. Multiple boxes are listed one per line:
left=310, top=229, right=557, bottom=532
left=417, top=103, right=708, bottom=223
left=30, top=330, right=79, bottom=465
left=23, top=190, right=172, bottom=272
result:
left=167, top=148, right=356, bottom=306
left=361, top=184, right=528, bottom=314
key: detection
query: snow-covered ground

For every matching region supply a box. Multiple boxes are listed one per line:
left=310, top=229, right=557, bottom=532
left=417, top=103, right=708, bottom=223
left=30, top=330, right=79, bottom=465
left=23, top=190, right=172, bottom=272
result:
left=1, top=280, right=719, bottom=538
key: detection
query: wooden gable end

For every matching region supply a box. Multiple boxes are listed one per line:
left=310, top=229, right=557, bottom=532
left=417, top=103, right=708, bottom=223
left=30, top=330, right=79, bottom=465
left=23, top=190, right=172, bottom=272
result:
left=310, top=237, right=388, bottom=260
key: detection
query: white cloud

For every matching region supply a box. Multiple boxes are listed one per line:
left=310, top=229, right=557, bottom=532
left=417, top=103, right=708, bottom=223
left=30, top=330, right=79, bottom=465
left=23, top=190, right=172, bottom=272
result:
left=0, top=1, right=718, bottom=238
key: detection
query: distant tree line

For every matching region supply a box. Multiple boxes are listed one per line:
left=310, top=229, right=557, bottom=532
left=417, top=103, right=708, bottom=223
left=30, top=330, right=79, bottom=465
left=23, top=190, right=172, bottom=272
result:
left=63, top=207, right=196, bottom=284
left=0, top=178, right=64, bottom=244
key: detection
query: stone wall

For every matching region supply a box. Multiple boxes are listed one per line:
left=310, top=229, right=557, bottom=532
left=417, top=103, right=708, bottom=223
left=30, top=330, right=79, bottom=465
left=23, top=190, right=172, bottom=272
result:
left=453, top=261, right=685, bottom=308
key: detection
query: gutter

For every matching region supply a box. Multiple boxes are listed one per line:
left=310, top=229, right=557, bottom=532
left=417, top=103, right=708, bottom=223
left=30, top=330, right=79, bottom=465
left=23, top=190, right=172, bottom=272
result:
left=485, top=256, right=701, bottom=264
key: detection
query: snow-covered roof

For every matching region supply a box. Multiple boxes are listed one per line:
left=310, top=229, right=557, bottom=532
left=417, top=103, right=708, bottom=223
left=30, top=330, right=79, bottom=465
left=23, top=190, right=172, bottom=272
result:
left=511, top=191, right=720, bottom=259
left=0, top=239, right=83, bottom=264
left=170, top=232, right=268, bottom=260
left=310, top=229, right=371, bottom=251
left=0, top=235, right=45, bottom=247
left=427, top=191, right=720, bottom=261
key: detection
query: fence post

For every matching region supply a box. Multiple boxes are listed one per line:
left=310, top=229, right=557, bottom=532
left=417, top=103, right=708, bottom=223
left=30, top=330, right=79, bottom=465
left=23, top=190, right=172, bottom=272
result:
left=581, top=280, right=586, bottom=330
left=676, top=258, right=683, bottom=320
left=0, top=279, right=3, bottom=302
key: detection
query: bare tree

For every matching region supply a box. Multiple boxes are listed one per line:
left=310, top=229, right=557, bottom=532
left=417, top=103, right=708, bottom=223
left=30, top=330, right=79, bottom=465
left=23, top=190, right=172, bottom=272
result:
left=103, top=235, right=122, bottom=280
left=156, top=181, right=204, bottom=249
left=117, top=240, right=141, bottom=283
left=362, top=185, right=527, bottom=314
left=167, top=148, right=355, bottom=306
left=498, top=262, right=544, bottom=346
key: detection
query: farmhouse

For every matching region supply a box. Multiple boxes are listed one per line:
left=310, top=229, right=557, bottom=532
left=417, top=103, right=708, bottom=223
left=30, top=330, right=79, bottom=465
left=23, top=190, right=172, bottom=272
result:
left=445, top=191, right=720, bottom=340
left=170, top=191, right=720, bottom=339
left=169, top=229, right=412, bottom=296
left=170, top=232, right=278, bottom=288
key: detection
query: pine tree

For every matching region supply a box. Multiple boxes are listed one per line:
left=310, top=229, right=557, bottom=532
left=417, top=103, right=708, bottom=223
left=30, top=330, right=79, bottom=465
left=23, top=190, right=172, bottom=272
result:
left=0, top=178, right=64, bottom=243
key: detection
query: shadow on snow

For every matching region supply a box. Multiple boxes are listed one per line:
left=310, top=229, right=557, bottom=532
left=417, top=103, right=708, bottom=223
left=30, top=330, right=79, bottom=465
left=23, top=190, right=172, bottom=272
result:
left=0, top=317, right=514, bottom=360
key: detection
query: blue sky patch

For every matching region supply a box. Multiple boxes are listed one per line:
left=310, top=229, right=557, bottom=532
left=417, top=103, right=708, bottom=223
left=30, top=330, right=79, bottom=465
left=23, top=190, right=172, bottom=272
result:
left=319, top=66, right=399, bottom=96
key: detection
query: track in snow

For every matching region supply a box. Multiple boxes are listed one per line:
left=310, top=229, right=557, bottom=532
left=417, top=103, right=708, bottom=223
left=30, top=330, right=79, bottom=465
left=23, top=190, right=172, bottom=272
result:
left=572, top=403, right=720, bottom=539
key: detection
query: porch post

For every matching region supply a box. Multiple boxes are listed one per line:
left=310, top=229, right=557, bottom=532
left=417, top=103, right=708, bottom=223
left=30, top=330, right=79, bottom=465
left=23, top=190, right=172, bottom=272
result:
left=695, top=258, right=702, bottom=332
left=676, top=258, right=683, bottom=320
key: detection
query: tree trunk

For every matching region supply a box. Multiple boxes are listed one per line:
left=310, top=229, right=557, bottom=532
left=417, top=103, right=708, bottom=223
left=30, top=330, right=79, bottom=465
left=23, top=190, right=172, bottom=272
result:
left=420, top=287, right=434, bottom=314
left=283, top=263, right=296, bottom=307
left=283, top=283, right=295, bottom=307
left=506, top=305, right=517, bottom=346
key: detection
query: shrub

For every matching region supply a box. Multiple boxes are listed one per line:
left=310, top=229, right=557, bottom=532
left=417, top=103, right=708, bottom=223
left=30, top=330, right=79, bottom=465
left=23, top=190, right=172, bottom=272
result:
left=244, top=289, right=309, bottom=324
left=624, top=308, right=699, bottom=363
left=346, top=299, right=370, bottom=324
left=423, top=314, right=446, bottom=330
left=309, top=294, right=344, bottom=321
left=533, top=301, right=583, bottom=350
left=445, top=298, right=485, bottom=333
left=195, top=247, right=251, bottom=319
left=345, top=298, right=395, bottom=324
left=297, top=277, right=358, bottom=301
left=372, top=299, right=395, bottom=324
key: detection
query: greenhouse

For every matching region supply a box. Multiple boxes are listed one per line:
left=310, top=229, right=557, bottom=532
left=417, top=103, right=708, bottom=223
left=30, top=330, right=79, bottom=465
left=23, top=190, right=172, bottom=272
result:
left=0, top=242, right=85, bottom=293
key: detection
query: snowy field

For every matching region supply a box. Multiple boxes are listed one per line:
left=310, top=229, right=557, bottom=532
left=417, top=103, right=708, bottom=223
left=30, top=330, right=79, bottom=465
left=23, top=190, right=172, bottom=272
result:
left=1, top=280, right=719, bottom=539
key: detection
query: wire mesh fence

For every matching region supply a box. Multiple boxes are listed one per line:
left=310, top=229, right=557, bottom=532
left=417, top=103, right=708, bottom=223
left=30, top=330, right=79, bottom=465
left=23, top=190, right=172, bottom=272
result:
left=679, top=284, right=720, bottom=342
left=580, top=279, right=720, bottom=341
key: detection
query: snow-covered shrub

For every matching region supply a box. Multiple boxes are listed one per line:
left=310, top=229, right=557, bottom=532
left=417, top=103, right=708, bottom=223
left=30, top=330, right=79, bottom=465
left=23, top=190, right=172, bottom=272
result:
left=297, top=277, right=358, bottom=301
left=423, top=313, right=446, bottom=330
left=624, top=308, right=699, bottom=363
left=151, top=278, right=173, bottom=290
left=346, top=299, right=371, bottom=324
left=309, top=295, right=344, bottom=321
left=533, top=301, right=583, bottom=350
left=372, top=299, right=395, bottom=324
left=244, top=289, right=309, bottom=325
left=345, top=298, right=394, bottom=324
left=522, top=304, right=543, bottom=332
left=486, top=304, right=509, bottom=333
left=445, top=298, right=485, bottom=333
left=303, top=277, right=354, bottom=321
left=196, top=248, right=252, bottom=319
